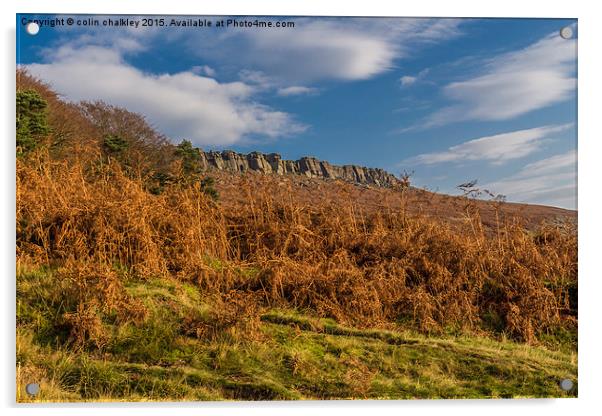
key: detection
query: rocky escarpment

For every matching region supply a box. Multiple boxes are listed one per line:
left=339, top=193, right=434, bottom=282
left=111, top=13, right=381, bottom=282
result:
left=195, top=150, right=400, bottom=187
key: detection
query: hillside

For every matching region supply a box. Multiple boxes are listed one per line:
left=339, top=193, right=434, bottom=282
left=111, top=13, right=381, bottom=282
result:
left=136, top=147, right=576, bottom=231
left=210, top=169, right=575, bottom=232
left=16, top=70, right=578, bottom=401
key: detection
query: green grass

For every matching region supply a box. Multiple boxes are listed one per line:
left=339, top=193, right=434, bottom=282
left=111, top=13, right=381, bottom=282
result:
left=16, top=266, right=577, bottom=402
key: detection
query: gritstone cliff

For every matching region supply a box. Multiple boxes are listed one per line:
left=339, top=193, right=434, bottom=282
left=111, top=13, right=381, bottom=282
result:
left=196, top=150, right=400, bottom=187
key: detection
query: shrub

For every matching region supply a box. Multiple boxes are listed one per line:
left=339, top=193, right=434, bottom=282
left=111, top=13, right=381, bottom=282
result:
left=200, top=176, right=219, bottom=201
left=16, top=151, right=577, bottom=343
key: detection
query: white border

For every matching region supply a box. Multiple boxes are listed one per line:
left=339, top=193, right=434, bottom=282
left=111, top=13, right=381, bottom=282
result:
left=3, top=1, right=601, bottom=416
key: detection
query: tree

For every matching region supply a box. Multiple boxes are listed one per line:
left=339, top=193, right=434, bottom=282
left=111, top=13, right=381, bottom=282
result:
left=174, top=140, right=218, bottom=200
left=175, top=139, right=203, bottom=175
left=200, top=176, right=219, bottom=201
left=103, top=134, right=130, bottom=154
left=16, top=90, right=50, bottom=155
left=79, top=101, right=171, bottom=174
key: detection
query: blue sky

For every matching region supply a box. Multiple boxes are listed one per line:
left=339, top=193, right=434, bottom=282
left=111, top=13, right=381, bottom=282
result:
left=17, top=15, right=577, bottom=208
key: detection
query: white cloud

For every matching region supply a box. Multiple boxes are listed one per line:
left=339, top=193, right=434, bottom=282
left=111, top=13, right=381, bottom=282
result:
left=191, top=65, right=216, bottom=77
left=240, top=25, right=392, bottom=83
left=26, top=45, right=306, bottom=146
left=237, top=69, right=275, bottom=90
left=482, top=150, right=577, bottom=209
left=276, top=86, right=318, bottom=97
left=199, top=18, right=463, bottom=84
left=400, top=76, right=417, bottom=86
left=399, top=68, right=430, bottom=87
left=42, top=17, right=463, bottom=101
left=406, top=124, right=572, bottom=166
left=26, top=17, right=464, bottom=146
left=422, top=31, right=577, bottom=127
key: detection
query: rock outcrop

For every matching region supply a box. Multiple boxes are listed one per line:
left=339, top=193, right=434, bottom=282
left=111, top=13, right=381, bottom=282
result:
left=197, top=150, right=400, bottom=187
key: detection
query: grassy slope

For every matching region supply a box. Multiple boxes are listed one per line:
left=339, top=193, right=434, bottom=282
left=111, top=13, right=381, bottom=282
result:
left=17, top=266, right=577, bottom=402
